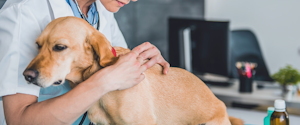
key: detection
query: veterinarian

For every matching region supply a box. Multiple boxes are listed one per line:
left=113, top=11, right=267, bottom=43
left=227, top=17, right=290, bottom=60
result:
left=0, top=0, right=170, bottom=124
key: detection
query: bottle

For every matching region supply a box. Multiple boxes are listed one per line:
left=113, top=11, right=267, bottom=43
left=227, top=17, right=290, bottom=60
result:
left=264, top=107, right=275, bottom=125
left=270, top=99, right=289, bottom=125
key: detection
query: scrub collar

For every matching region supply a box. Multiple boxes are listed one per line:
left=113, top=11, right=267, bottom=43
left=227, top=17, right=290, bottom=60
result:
left=66, top=0, right=99, bottom=26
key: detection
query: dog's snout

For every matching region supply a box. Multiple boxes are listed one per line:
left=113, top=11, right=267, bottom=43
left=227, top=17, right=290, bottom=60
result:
left=23, top=69, right=39, bottom=83
left=32, top=82, right=40, bottom=86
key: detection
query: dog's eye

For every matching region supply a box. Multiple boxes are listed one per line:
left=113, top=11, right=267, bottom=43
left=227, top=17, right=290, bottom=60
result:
left=36, top=43, right=42, bottom=49
left=53, top=44, right=67, bottom=51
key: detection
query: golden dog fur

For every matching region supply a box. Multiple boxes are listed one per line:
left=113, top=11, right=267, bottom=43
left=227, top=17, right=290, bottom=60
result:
left=25, top=17, right=243, bottom=125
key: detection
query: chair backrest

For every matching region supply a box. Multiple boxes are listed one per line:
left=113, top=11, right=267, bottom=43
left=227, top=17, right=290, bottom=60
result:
left=229, top=29, right=273, bottom=81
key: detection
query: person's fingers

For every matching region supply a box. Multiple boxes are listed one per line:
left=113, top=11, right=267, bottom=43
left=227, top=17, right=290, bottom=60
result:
left=138, top=46, right=159, bottom=60
left=136, top=73, right=145, bottom=83
left=163, top=63, right=170, bottom=74
left=129, top=51, right=139, bottom=58
left=136, top=56, right=144, bottom=66
left=145, top=56, right=170, bottom=74
left=133, top=42, right=170, bottom=74
left=158, top=58, right=170, bottom=74
left=138, top=64, right=148, bottom=74
left=119, top=51, right=138, bottom=64
left=142, top=55, right=159, bottom=69
left=131, top=42, right=153, bottom=55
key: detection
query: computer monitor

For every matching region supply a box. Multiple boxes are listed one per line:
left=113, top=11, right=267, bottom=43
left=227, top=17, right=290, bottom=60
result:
left=168, top=17, right=231, bottom=78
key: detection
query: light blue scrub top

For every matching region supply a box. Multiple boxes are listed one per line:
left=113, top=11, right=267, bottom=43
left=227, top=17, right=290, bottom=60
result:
left=66, top=0, right=99, bottom=26
left=38, top=1, right=99, bottom=124
left=38, top=82, right=90, bottom=125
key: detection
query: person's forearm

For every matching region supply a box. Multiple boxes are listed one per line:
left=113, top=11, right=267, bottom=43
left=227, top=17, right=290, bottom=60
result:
left=4, top=79, right=109, bottom=125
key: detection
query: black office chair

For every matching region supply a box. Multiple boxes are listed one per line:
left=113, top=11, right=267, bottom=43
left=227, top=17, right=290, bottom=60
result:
left=229, top=29, right=273, bottom=81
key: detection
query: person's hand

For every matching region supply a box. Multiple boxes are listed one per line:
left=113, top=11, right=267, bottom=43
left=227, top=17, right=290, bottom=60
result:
left=132, top=42, right=170, bottom=74
left=86, top=42, right=169, bottom=92
left=86, top=51, right=147, bottom=92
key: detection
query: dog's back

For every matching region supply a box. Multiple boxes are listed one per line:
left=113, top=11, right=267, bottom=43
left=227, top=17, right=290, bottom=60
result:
left=88, top=51, right=233, bottom=125
left=144, top=65, right=231, bottom=125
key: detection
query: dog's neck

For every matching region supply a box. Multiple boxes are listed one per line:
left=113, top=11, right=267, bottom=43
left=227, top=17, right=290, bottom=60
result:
left=66, top=60, right=102, bottom=88
left=65, top=47, right=129, bottom=88
left=82, top=60, right=102, bottom=81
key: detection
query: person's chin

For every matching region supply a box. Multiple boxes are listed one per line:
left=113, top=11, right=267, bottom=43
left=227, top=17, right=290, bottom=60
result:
left=106, top=7, right=121, bottom=13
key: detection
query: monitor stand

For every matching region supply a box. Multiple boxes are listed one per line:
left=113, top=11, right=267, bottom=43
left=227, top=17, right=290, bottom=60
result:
left=180, top=27, right=192, bottom=72
left=197, top=73, right=233, bottom=87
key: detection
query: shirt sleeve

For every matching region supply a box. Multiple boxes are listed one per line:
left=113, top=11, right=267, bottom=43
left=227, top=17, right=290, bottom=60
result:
left=110, top=14, right=128, bottom=48
left=0, top=3, right=41, bottom=100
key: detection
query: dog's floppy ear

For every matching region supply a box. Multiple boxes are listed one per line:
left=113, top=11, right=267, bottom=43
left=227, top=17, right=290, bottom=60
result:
left=88, top=32, right=118, bottom=67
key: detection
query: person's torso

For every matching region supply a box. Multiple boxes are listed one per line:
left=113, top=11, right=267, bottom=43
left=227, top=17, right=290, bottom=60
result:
left=0, top=0, right=116, bottom=124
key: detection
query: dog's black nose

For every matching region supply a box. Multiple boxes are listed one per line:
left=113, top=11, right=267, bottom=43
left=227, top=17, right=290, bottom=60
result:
left=23, top=69, right=39, bottom=83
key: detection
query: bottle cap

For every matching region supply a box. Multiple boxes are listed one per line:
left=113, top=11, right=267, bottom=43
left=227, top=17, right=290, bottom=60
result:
left=267, top=107, right=275, bottom=114
left=267, top=107, right=275, bottom=112
left=274, top=99, right=286, bottom=110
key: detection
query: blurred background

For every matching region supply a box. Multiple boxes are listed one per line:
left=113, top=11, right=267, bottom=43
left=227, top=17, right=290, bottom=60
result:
left=1, top=0, right=300, bottom=124
left=114, top=0, right=204, bottom=61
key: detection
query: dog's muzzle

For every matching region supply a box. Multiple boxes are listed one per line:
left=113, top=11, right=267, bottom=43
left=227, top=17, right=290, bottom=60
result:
left=23, top=69, right=39, bottom=85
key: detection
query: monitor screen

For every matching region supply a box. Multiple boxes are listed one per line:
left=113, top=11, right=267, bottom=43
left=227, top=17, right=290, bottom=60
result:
left=168, top=17, right=230, bottom=77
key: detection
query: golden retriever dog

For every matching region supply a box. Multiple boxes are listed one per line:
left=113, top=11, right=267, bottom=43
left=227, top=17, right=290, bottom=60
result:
left=23, top=17, right=243, bottom=125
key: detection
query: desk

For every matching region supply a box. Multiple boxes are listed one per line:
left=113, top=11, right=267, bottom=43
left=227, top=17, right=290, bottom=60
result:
left=209, top=81, right=300, bottom=109
left=197, top=73, right=300, bottom=109
left=227, top=107, right=300, bottom=125
left=202, top=75, right=300, bottom=124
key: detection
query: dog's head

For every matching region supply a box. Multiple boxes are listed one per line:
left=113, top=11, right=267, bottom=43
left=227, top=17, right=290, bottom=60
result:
left=23, top=17, right=117, bottom=88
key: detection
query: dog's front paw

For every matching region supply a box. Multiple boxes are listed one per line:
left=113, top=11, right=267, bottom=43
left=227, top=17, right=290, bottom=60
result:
left=88, top=122, right=96, bottom=125
left=88, top=102, right=111, bottom=125
left=88, top=112, right=108, bottom=125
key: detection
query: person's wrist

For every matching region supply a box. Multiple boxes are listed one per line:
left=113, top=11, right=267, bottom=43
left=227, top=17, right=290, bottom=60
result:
left=81, top=69, right=110, bottom=95
left=92, top=66, right=118, bottom=93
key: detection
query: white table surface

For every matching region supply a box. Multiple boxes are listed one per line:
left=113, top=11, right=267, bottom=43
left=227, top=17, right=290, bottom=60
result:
left=200, top=74, right=300, bottom=124
left=227, top=107, right=300, bottom=125
left=210, top=81, right=300, bottom=103
left=202, top=74, right=300, bottom=109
